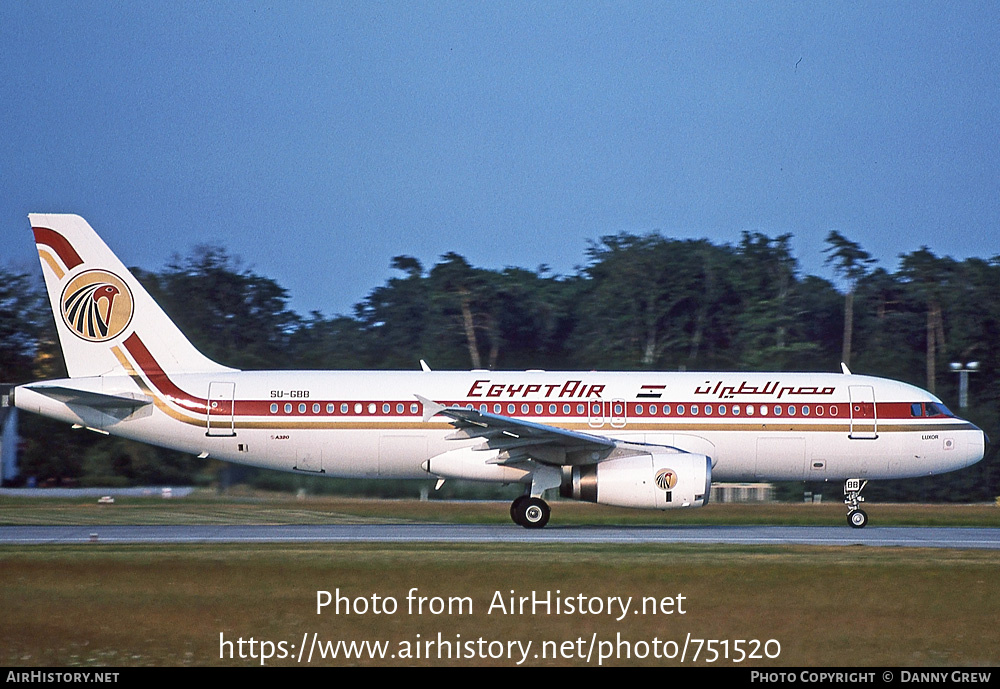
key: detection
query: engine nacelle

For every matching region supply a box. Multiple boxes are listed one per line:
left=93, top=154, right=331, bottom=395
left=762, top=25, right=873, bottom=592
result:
left=560, top=452, right=711, bottom=509
left=422, top=446, right=532, bottom=484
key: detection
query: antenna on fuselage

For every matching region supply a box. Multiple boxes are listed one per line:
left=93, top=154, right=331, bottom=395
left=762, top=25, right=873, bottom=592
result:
left=841, top=362, right=852, bottom=375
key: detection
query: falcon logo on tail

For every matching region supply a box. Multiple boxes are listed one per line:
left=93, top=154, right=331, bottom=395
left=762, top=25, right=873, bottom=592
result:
left=60, top=269, right=134, bottom=342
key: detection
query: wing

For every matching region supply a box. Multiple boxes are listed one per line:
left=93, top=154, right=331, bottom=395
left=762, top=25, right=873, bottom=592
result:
left=418, top=395, right=633, bottom=466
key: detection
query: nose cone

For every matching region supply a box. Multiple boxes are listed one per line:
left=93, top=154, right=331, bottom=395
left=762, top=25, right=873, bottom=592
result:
left=968, top=424, right=987, bottom=468
left=975, top=429, right=989, bottom=467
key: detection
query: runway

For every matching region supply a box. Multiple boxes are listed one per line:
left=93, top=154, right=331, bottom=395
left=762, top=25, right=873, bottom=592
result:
left=3, top=523, right=1000, bottom=549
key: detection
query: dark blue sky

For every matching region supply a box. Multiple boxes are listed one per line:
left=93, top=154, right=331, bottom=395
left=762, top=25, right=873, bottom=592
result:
left=3, top=2, right=998, bottom=316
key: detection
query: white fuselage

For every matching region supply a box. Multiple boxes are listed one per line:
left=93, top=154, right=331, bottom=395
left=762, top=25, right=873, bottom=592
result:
left=16, top=369, right=985, bottom=484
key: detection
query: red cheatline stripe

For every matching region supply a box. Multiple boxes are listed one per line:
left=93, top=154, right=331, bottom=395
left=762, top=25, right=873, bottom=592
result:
left=32, top=227, right=84, bottom=270
left=123, top=333, right=207, bottom=414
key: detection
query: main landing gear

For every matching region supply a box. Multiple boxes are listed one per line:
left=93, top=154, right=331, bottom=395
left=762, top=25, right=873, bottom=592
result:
left=511, top=464, right=559, bottom=529
left=510, top=494, right=550, bottom=529
left=844, top=478, right=868, bottom=528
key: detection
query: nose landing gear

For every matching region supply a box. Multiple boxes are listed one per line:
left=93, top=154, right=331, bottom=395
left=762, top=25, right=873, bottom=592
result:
left=844, top=478, right=868, bottom=528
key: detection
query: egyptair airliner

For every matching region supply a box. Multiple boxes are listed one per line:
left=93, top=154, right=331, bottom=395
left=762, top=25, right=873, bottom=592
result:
left=10, top=215, right=986, bottom=528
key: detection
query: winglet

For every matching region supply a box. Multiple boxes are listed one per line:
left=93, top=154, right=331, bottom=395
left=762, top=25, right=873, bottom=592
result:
left=416, top=394, right=446, bottom=422
left=841, top=362, right=852, bottom=375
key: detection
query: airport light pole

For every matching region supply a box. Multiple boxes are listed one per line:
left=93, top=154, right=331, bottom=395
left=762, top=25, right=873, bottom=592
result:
left=949, top=361, right=979, bottom=409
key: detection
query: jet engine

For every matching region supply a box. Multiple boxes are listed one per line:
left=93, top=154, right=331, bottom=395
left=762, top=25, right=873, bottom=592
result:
left=559, top=452, right=711, bottom=509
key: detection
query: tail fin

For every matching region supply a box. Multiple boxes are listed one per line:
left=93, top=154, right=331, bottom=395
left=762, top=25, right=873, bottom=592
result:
left=29, top=214, right=235, bottom=378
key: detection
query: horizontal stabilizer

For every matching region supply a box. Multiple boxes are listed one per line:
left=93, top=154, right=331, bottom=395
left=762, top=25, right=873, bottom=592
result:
left=25, top=384, right=152, bottom=410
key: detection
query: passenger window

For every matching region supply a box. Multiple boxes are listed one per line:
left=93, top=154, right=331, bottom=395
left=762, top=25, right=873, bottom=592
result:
left=410, top=403, right=419, bottom=414
left=494, top=404, right=501, bottom=413
left=774, top=405, right=782, bottom=415
left=549, top=404, right=557, bottom=414
left=535, top=404, right=543, bottom=414
left=576, top=404, right=584, bottom=415
left=664, top=405, right=671, bottom=415
left=677, top=405, right=685, bottom=415
left=284, top=403, right=292, bottom=414
left=829, top=406, right=838, bottom=416
left=521, top=404, right=529, bottom=414
left=354, top=403, right=362, bottom=414
left=563, top=404, right=571, bottom=414
left=802, top=405, right=810, bottom=415
left=327, top=403, right=335, bottom=414
left=341, top=403, right=348, bottom=414
left=396, top=403, right=404, bottom=414
left=636, top=405, right=643, bottom=415
left=747, top=405, right=754, bottom=415
left=368, top=403, right=376, bottom=414
left=313, top=403, right=321, bottom=414
left=705, top=405, right=712, bottom=415
left=508, top=404, right=516, bottom=414
left=719, top=405, right=726, bottom=415
left=760, top=405, right=768, bottom=416
left=614, top=403, right=623, bottom=415
left=733, top=405, right=741, bottom=415
left=270, top=403, right=278, bottom=414
left=816, top=406, right=824, bottom=416
left=299, top=403, right=306, bottom=413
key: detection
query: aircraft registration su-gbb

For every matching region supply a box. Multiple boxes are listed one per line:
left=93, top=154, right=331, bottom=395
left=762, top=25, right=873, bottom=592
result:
left=10, top=215, right=987, bottom=528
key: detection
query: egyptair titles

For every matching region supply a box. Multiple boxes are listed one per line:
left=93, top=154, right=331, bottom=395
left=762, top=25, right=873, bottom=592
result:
left=467, top=379, right=605, bottom=399
left=692, top=380, right=836, bottom=400
left=632, top=381, right=837, bottom=400
left=465, top=378, right=835, bottom=402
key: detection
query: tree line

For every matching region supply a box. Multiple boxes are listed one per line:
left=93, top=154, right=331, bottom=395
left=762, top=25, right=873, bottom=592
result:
left=2, top=231, right=997, bottom=501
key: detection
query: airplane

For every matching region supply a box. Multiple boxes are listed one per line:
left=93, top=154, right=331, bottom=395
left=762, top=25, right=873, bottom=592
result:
left=10, top=214, right=986, bottom=529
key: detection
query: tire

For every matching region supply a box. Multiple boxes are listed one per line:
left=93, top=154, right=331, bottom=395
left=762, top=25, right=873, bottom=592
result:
left=510, top=495, right=530, bottom=526
left=848, top=509, right=868, bottom=529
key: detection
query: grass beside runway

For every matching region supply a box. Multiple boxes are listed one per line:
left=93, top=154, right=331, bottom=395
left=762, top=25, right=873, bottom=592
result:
left=2, top=542, right=999, bottom=667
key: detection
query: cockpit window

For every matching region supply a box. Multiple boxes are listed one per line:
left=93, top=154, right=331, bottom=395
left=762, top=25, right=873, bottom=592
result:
left=910, top=403, right=923, bottom=417
left=925, top=402, right=954, bottom=417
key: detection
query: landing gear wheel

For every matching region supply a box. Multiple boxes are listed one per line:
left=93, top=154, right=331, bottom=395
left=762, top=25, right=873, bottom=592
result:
left=510, top=495, right=531, bottom=526
left=848, top=509, right=868, bottom=529
left=517, top=497, right=550, bottom=529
